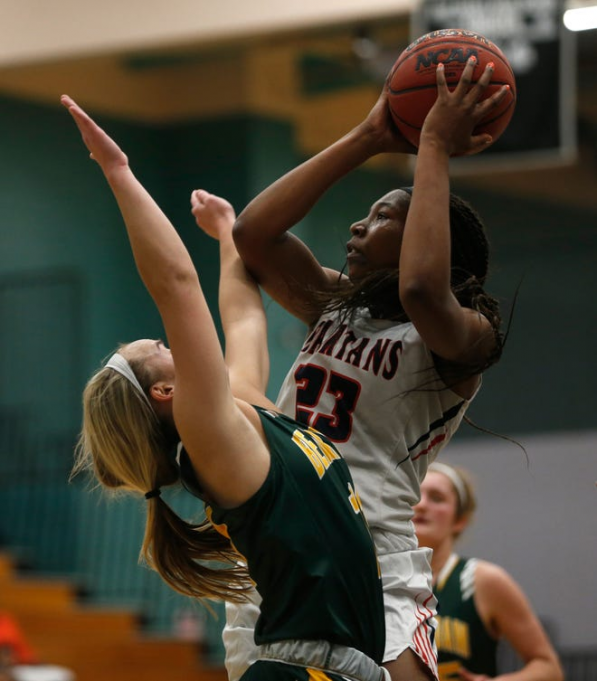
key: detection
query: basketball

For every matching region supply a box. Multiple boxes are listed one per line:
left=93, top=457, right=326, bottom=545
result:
left=386, top=28, right=516, bottom=149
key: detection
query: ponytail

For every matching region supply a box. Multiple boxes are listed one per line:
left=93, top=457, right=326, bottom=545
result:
left=73, top=361, right=253, bottom=604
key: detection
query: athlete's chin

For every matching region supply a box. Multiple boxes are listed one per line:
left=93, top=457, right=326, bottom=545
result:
left=347, top=262, right=370, bottom=281
left=413, top=526, right=436, bottom=548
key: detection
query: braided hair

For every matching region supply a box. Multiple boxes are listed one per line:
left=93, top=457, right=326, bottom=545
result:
left=307, top=189, right=503, bottom=373
left=447, top=193, right=503, bottom=371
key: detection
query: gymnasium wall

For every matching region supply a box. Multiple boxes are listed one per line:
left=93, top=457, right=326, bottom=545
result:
left=0, top=92, right=595, bottom=653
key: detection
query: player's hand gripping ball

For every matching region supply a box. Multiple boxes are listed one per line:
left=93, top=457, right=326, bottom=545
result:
left=386, top=28, right=516, bottom=148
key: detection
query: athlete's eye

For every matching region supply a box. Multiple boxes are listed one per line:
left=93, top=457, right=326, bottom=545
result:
left=376, top=212, right=388, bottom=221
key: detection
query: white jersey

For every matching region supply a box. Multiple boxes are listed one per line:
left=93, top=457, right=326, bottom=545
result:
left=276, top=308, right=475, bottom=553
left=223, top=308, right=478, bottom=680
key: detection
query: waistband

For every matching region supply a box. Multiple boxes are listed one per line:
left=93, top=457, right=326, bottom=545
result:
left=257, top=639, right=390, bottom=681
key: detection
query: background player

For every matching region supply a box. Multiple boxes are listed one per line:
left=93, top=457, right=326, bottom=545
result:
left=414, top=462, right=563, bottom=681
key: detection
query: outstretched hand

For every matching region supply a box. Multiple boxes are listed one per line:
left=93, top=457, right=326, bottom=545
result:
left=190, top=189, right=236, bottom=241
left=60, top=95, right=129, bottom=173
left=420, top=58, right=510, bottom=157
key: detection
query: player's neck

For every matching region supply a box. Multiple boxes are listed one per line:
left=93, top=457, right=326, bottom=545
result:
left=429, top=541, right=456, bottom=584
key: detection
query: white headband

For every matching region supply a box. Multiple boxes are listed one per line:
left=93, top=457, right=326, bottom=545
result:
left=105, top=353, right=152, bottom=408
left=428, top=462, right=468, bottom=508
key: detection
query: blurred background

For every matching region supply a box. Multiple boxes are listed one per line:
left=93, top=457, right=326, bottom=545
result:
left=0, top=0, right=595, bottom=680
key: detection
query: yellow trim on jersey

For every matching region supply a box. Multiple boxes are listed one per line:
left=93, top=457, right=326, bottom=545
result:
left=205, top=506, right=252, bottom=582
left=292, top=428, right=340, bottom=479
left=205, top=506, right=231, bottom=538
left=347, top=481, right=363, bottom=514
left=307, top=427, right=341, bottom=465
left=307, top=669, right=335, bottom=681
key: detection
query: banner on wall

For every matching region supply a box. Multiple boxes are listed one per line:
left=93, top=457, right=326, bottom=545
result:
left=413, top=0, right=577, bottom=172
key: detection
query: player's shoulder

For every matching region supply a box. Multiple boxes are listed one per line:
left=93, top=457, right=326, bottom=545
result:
left=474, top=559, right=521, bottom=599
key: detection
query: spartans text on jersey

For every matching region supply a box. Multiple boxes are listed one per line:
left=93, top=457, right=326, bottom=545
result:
left=301, top=320, right=402, bottom=380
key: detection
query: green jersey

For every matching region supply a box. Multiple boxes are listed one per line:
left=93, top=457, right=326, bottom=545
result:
left=181, top=407, right=385, bottom=664
left=435, top=556, right=497, bottom=680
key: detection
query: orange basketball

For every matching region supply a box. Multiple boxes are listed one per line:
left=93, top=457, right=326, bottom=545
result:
left=386, top=28, right=516, bottom=148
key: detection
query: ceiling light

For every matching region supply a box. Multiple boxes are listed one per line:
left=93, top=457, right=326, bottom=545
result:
left=563, top=2, right=597, bottom=30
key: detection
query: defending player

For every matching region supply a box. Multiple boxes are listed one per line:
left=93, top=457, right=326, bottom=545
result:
left=63, top=96, right=387, bottom=681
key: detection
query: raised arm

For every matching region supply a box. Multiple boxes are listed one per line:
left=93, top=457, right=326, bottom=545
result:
left=398, top=60, right=507, bottom=377
left=233, top=89, right=415, bottom=324
left=191, top=189, right=272, bottom=408
left=62, top=96, right=270, bottom=508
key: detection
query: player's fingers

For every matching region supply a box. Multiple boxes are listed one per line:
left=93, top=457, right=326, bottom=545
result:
left=66, top=102, right=89, bottom=126
left=475, top=83, right=509, bottom=120
left=191, top=189, right=208, bottom=208
left=60, top=94, right=75, bottom=109
left=436, top=62, right=447, bottom=92
left=60, top=94, right=87, bottom=123
left=477, top=62, right=495, bottom=89
left=65, top=102, right=101, bottom=145
left=454, top=56, right=476, bottom=96
left=465, top=62, right=494, bottom=106
left=467, top=133, right=493, bottom=155
left=197, top=189, right=210, bottom=204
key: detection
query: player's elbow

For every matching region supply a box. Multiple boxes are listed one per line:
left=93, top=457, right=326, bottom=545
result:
left=232, top=216, right=256, bottom=260
left=399, top=277, right=439, bottom=313
left=147, top=263, right=199, bottom=303
left=544, top=652, right=565, bottom=681
left=232, top=214, right=259, bottom=252
left=232, top=215, right=277, bottom=279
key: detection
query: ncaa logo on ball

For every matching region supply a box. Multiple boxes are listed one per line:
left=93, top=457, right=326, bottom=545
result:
left=416, top=47, right=479, bottom=72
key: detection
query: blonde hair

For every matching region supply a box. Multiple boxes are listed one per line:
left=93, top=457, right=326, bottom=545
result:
left=73, top=355, right=253, bottom=603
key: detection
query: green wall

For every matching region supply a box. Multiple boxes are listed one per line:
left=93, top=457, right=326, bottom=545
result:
left=450, top=183, right=597, bottom=436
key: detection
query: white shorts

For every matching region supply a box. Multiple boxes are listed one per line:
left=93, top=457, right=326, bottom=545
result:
left=223, top=588, right=261, bottom=681
left=222, top=547, right=438, bottom=681
left=378, top=548, right=439, bottom=677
